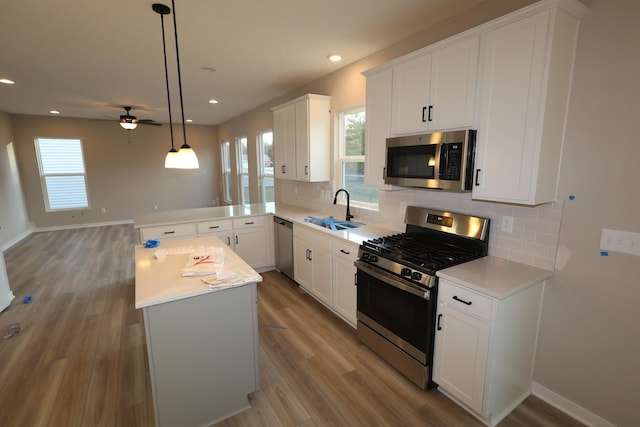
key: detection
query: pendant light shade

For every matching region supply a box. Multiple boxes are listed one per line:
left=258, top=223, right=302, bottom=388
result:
left=154, top=2, right=199, bottom=169
left=164, top=147, right=180, bottom=168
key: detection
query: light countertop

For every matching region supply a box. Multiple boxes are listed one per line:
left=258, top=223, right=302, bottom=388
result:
left=436, top=256, right=553, bottom=300
left=134, top=202, right=395, bottom=247
left=135, top=236, right=262, bottom=309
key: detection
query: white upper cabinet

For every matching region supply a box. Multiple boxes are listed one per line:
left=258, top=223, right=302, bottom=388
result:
left=363, top=67, right=400, bottom=190
left=391, top=36, right=479, bottom=135
left=472, top=1, right=587, bottom=205
left=272, top=94, right=331, bottom=182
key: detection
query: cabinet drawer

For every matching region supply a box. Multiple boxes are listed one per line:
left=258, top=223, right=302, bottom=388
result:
left=332, top=240, right=359, bottom=263
left=233, top=216, right=265, bottom=229
left=197, top=219, right=233, bottom=234
left=294, top=223, right=332, bottom=248
left=439, top=280, right=493, bottom=321
left=140, top=223, right=196, bottom=241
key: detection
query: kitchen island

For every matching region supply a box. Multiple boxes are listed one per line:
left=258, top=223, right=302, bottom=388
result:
left=135, top=236, right=262, bottom=427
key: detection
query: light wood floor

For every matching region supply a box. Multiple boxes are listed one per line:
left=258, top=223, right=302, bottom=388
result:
left=0, top=224, right=584, bottom=427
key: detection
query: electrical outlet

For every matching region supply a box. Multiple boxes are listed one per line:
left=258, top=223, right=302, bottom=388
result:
left=501, top=216, right=514, bottom=233
left=600, top=228, right=640, bottom=256
left=153, top=204, right=159, bottom=210
left=100, top=207, right=106, bottom=214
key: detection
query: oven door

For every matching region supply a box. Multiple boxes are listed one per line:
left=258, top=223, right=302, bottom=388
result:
left=355, top=260, right=436, bottom=364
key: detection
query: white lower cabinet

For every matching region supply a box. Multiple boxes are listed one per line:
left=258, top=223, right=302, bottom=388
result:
left=292, top=224, right=359, bottom=326
left=293, top=225, right=333, bottom=306
left=433, top=278, right=543, bottom=426
left=332, top=239, right=359, bottom=326
left=233, top=216, right=270, bottom=270
left=197, top=219, right=234, bottom=247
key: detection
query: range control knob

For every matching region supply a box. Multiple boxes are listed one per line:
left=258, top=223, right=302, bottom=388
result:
left=401, top=268, right=412, bottom=277
left=370, top=255, right=378, bottom=263
left=362, top=253, right=370, bottom=261
left=411, top=272, right=423, bottom=281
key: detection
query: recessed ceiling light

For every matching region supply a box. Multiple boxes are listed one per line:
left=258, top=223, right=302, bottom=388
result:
left=49, top=110, right=60, bottom=115
left=208, top=99, right=218, bottom=104
left=0, top=78, right=15, bottom=85
left=327, top=54, right=342, bottom=62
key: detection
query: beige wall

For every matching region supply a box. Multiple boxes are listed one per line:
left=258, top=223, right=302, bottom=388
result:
left=216, top=0, right=638, bottom=425
left=534, top=0, right=640, bottom=425
left=0, top=111, right=30, bottom=248
left=10, top=115, right=219, bottom=229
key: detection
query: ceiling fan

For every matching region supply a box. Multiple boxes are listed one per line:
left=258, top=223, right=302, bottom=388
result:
left=119, top=106, right=161, bottom=129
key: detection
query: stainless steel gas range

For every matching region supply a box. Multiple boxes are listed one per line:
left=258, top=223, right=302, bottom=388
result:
left=354, top=206, right=490, bottom=389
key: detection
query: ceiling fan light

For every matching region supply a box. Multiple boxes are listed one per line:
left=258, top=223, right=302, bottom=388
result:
left=164, top=147, right=180, bottom=168
left=120, top=121, right=138, bottom=130
left=174, top=144, right=199, bottom=169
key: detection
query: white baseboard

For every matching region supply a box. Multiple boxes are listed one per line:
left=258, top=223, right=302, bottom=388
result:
left=531, top=382, right=615, bottom=427
left=33, top=219, right=133, bottom=232
left=2, top=229, right=32, bottom=251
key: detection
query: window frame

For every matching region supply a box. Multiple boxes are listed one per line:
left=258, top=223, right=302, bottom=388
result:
left=335, top=106, right=378, bottom=209
left=257, top=129, right=274, bottom=203
left=34, top=137, right=90, bottom=212
left=235, top=136, right=250, bottom=205
left=221, top=139, right=232, bottom=205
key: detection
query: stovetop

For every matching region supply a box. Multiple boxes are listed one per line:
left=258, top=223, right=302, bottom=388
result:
left=356, top=206, right=490, bottom=284
left=361, top=232, right=484, bottom=273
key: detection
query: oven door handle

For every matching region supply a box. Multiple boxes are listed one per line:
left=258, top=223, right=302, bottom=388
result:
left=355, top=260, right=430, bottom=300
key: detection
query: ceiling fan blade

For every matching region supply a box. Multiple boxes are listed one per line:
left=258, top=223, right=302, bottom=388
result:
left=137, top=120, right=162, bottom=126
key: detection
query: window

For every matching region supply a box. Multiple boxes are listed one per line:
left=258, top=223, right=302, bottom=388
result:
left=236, top=136, right=250, bottom=204
left=257, top=129, right=274, bottom=203
left=221, top=140, right=232, bottom=204
left=35, top=137, right=89, bottom=211
left=336, top=107, right=378, bottom=207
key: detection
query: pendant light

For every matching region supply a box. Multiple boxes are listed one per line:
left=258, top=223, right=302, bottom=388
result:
left=153, top=2, right=198, bottom=169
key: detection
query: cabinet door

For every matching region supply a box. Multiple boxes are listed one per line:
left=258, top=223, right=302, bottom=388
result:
left=234, top=227, right=267, bottom=269
left=433, top=303, right=490, bottom=414
left=212, top=231, right=233, bottom=248
left=429, top=36, right=479, bottom=130
left=391, top=54, right=431, bottom=135
left=310, top=239, right=333, bottom=307
left=293, top=235, right=313, bottom=290
left=364, top=68, right=396, bottom=190
left=332, top=240, right=358, bottom=326
left=273, top=104, right=296, bottom=179
left=294, top=98, right=310, bottom=180
left=473, top=12, right=550, bottom=203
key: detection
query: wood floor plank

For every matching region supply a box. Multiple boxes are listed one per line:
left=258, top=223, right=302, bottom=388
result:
left=0, top=225, right=585, bottom=427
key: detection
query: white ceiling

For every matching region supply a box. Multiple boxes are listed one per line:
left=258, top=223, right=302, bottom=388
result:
left=0, top=0, right=485, bottom=126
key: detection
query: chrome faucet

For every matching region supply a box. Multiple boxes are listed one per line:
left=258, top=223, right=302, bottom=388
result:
left=333, top=188, right=354, bottom=221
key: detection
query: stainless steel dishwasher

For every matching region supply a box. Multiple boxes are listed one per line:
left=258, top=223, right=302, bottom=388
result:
left=273, top=216, right=294, bottom=280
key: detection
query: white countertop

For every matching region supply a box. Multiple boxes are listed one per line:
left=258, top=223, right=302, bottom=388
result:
left=135, top=236, right=262, bottom=309
left=134, top=202, right=395, bottom=247
left=436, top=256, right=553, bottom=300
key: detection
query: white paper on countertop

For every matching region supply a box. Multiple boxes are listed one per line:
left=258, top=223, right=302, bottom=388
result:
left=181, top=247, right=226, bottom=276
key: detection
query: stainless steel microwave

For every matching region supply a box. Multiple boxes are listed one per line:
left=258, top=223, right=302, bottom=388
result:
left=384, top=129, right=476, bottom=192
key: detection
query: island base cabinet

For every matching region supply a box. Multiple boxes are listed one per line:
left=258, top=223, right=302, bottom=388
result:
left=143, top=284, right=259, bottom=427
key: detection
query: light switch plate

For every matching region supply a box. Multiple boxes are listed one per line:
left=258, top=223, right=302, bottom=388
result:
left=600, top=228, right=640, bottom=256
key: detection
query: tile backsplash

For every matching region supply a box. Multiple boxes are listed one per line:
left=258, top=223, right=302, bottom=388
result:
left=277, top=180, right=563, bottom=271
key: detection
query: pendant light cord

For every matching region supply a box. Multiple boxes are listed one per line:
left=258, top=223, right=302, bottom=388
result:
left=159, top=10, right=175, bottom=151
left=171, top=0, right=188, bottom=148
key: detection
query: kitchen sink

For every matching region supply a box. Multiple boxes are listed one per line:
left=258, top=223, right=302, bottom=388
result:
left=304, top=216, right=365, bottom=231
